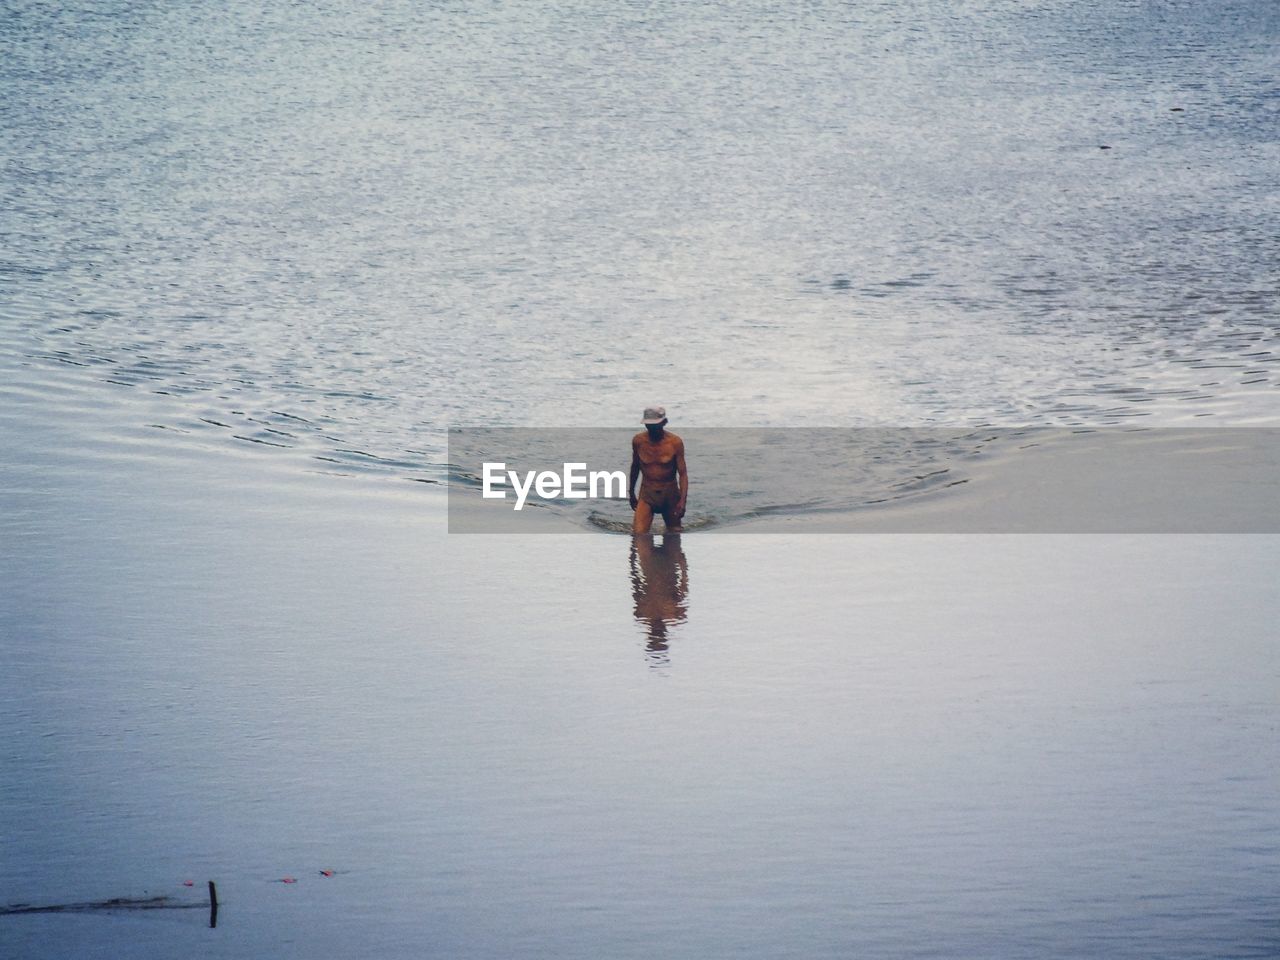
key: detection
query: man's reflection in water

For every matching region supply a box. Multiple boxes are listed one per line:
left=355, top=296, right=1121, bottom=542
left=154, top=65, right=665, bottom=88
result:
left=629, top=534, right=689, bottom=666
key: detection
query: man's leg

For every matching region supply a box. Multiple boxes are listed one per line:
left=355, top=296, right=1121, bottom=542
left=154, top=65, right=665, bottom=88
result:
left=659, top=490, right=683, bottom=532
left=632, top=498, right=655, bottom=534
left=659, top=506, right=683, bottom=532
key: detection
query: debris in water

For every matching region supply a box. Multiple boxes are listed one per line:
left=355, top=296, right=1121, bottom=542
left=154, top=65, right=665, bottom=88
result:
left=1, top=895, right=205, bottom=915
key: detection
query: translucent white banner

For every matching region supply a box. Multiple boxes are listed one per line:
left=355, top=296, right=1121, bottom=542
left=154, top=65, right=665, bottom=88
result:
left=448, top=427, right=1280, bottom=533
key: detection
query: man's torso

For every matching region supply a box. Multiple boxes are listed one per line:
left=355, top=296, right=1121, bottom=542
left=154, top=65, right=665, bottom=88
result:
left=633, top=431, right=682, bottom=484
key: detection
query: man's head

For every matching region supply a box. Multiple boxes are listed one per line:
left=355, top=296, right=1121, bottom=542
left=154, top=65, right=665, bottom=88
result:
left=642, top=405, right=667, bottom=438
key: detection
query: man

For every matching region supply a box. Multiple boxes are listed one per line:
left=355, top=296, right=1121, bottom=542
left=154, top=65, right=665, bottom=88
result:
left=629, top=405, right=688, bottom=533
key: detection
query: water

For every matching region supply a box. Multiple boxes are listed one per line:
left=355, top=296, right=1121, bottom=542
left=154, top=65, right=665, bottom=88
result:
left=445, top=427, right=1280, bottom=531
left=3, top=0, right=1279, bottom=491
left=3, top=1, right=1280, bottom=957
left=2, top=449, right=1278, bottom=958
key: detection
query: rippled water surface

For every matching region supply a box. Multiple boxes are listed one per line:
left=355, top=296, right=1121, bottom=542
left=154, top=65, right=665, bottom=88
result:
left=3, top=0, right=1279, bottom=491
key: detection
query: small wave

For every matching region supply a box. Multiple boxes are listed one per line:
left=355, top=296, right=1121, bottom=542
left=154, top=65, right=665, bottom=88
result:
left=587, top=512, right=718, bottom=534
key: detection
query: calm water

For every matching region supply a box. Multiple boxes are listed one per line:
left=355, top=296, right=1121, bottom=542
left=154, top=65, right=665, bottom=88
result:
left=3, top=446, right=1279, bottom=959
left=3, top=1, right=1280, bottom=957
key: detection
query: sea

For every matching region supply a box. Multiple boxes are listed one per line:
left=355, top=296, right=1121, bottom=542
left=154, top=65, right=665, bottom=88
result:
left=2, top=1, right=1278, bottom=957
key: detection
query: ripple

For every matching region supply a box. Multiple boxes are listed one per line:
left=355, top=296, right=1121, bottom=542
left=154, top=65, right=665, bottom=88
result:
left=2, top=0, right=1277, bottom=505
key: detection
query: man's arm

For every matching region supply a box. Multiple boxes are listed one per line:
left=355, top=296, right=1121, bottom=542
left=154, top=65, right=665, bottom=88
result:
left=674, top=439, right=688, bottom=519
left=628, top=440, right=641, bottom=511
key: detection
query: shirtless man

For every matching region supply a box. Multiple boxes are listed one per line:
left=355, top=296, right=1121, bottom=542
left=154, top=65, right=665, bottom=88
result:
left=629, top=406, right=688, bottom=533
